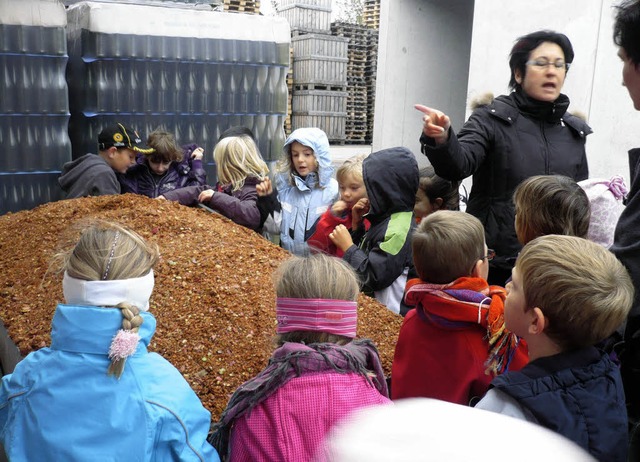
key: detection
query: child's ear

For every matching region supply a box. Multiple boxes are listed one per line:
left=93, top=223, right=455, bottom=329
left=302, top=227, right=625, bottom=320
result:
left=528, top=307, right=547, bottom=335
left=470, top=259, right=483, bottom=278
left=107, top=147, right=118, bottom=159
left=433, top=197, right=443, bottom=211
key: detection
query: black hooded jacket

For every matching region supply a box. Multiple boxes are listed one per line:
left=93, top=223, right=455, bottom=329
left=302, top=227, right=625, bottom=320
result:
left=343, top=147, right=419, bottom=300
left=421, top=90, right=590, bottom=273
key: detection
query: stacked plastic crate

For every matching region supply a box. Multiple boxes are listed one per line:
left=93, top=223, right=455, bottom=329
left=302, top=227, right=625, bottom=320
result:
left=278, top=0, right=348, bottom=143
left=364, top=0, right=380, bottom=144
left=331, top=22, right=369, bottom=144
left=0, top=0, right=71, bottom=215
left=65, top=1, right=290, bottom=183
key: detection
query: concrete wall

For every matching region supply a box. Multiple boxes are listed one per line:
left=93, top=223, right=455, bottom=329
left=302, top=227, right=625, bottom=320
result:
left=374, top=0, right=640, bottom=184
left=373, top=0, right=474, bottom=162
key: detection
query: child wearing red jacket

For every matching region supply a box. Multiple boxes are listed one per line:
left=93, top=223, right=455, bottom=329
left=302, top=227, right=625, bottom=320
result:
left=391, top=210, right=528, bottom=405
left=308, top=154, right=369, bottom=257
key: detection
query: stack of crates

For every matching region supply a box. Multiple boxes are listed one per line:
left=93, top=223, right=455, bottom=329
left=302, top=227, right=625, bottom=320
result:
left=364, top=0, right=380, bottom=144
left=278, top=0, right=348, bottom=143
left=0, top=0, right=71, bottom=215
left=331, top=22, right=369, bottom=144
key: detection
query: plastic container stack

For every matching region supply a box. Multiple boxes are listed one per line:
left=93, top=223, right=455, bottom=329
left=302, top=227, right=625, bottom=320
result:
left=278, top=0, right=348, bottom=143
left=66, top=1, right=290, bottom=182
left=0, top=0, right=71, bottom=215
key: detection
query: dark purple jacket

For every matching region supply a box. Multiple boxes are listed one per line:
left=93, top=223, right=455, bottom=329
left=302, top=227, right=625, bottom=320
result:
left=162, top=177, right=261, bottom=231
left=118, top=144, right=206, bottom=198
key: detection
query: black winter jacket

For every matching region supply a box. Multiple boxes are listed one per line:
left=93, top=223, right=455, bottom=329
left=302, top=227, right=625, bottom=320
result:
left=490, top=347, right=628, bottom=462
left=343, top=147, right=418, bottom=308
left=611, top=147, right=640, bottom=419
left=421, top=90, right=591, bottom=272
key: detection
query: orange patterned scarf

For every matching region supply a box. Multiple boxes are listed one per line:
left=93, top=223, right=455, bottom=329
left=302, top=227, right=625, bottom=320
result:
left=405, top=277, right=520, bottom=375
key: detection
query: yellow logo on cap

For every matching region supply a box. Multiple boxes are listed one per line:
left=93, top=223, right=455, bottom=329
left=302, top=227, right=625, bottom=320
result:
left=113, top=133, right=124, bottom=142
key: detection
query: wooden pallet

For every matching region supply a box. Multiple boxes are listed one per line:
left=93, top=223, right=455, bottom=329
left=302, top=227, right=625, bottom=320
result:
left=224, top=0, right=260, bottom=14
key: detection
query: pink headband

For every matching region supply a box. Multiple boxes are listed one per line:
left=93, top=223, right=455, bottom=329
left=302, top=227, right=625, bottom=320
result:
left=276, top=297, right=358, bottom=338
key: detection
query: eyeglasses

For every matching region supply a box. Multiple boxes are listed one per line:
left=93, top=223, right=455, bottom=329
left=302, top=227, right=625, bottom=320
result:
left=526, top=59, right=570, bottom=71
left=482, top=249, right=496, bottom=261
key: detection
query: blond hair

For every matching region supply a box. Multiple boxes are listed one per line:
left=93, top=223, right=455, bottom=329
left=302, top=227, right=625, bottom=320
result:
left=146, top=129, right=183, bottom=163
left=64, top=221, right=159, bottom=281
left=514, top=175, right=590, bottom=245
left=61, top=221, right=158, bottom=378
left=214, top=135, right=269, bottom=192
left=273, top=253, right=360, bottom=346
left=412, top=211, right=485, bottom=284
left=336, top=154, right=367, bottom=184
left=517, top=235, right=633, bottom=350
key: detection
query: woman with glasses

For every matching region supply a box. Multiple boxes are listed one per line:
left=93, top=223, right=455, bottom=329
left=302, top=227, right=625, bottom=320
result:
left=118, top=129, right=207, bottom=198
left=416, top=30, right=590, bottom=286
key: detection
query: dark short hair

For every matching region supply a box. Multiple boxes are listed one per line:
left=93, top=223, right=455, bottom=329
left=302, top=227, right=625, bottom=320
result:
left=614, top=0, right=640, bottom=65
left=418, top=166, right=460, bottom=211
left=508, top=30, right=574, bottom=90
left=219, top=126, right=256, bottom=142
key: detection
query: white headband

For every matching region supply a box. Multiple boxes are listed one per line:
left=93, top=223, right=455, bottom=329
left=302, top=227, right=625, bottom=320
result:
left=62, top=270, right=155, bottom=312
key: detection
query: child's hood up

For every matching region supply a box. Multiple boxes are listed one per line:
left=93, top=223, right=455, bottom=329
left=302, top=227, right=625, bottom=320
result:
left=363, top=147, right=419, bottom=220
left=283, top=128, right=334, bottom=187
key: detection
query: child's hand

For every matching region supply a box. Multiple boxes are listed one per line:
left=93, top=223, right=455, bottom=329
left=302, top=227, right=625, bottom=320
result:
left=156, top=195, right=167, bottom=201
left=329, top=224, right=354, bottom=252
left=351, top=198, right=370, bottom=229
left=198, top=189, right=215, bottom=203
left=331, top=200, right=348, bottom=216
left=191, top=147, right=204, bottom=160
left=256, top=178, right=273, bottom=197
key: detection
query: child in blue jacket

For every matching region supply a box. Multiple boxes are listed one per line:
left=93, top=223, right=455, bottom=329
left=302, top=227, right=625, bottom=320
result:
left=0, top=221, right=219, bottom=462
left=330, top=146, right=419, bottom=314
left=274, top=127, right=339, bottom=256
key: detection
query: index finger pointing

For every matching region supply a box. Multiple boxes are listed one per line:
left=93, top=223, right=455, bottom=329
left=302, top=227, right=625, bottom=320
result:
left=414, top=104, right=437, bottom=115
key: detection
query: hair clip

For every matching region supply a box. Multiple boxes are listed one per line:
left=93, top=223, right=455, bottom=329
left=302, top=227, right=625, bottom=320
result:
left=102, top=230, right=120, bottom=280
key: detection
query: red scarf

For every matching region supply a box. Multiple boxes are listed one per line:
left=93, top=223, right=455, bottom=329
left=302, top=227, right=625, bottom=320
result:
left=405, top=277, right=520, bottom=375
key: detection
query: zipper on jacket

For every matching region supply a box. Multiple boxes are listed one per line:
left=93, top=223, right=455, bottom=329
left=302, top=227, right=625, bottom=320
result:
left=540, top=121, right=550, bottom=174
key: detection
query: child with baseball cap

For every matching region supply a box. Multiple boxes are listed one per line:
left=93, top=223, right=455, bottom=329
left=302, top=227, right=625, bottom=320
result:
left=59, top=123, right=152, bottom=199
left=209, top=253, right=390, bottom=461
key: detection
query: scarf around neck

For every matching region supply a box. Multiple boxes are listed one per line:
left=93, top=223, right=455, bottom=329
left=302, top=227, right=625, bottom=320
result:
left=405, top=277, right=520, bottom=376
left=208, top=339, right=388, bottom=458
left=512, top=87, right=569, bottom=123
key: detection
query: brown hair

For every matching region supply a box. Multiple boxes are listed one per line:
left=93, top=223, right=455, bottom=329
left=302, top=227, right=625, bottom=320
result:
left=517, top=235, right=633, bottom=350
left=412, top=210, right=485, bottom=284
left=146, top=129, right=183, bottom=163
left=514, top=175, right=590, bottom=245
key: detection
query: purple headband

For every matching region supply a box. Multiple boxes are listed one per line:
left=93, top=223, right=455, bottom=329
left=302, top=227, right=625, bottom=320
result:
left=276, top=297, right=358, bottom=338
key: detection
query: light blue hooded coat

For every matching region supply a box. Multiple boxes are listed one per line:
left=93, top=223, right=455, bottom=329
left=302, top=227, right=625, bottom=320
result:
left=0, top=305, right=219, bottom=462
left=275, top=128, right=339, bottom=256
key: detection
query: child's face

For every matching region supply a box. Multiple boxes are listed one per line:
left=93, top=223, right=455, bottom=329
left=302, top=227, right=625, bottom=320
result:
left=414, top=188, right=437, bottom=220
left=108, top=148, right=137, bottom=174
left=504, top=266, right=529, bottom=337
left=147, top=155, right=173, bottom=176
left=290, top=141, right=317, bottom=177
left=339, top=173, right=367, bottom=208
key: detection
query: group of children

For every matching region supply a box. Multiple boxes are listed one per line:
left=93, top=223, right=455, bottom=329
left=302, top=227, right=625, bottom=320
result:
left=33, top=121, right=633, bottom=460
